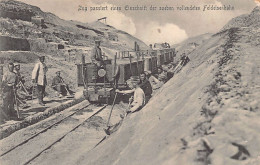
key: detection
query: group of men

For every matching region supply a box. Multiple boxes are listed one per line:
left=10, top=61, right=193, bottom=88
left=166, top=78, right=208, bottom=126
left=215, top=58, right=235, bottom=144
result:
left=1, top=56, right=72, bottom=121
left=115, top=53, right=190, bottom=114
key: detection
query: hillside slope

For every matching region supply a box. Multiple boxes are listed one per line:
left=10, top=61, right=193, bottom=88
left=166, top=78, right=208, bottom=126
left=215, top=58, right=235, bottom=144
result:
left=0, top=0, right=149, bottom=97
left=0, top=0, right=148, bottom=51
left=67, top=7, right=260, bottom=165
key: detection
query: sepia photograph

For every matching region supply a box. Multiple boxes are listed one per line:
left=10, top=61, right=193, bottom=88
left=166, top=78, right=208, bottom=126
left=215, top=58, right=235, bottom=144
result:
left=0, top=0, right=260, bottom=164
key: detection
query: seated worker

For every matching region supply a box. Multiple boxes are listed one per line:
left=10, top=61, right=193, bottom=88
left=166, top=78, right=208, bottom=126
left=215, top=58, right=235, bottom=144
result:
left=180, top=53, right=190, bottom=66
left=139, top=72, right=153, bottom=102
left=174, top=53, right=191, bottom=73
left=155, top=66, right=167, bottom=83
left=116, top=77, right=145, bottom=114
left=152, top=73, right=166, bottom=95
left=52, top=71, right=72, bottom=97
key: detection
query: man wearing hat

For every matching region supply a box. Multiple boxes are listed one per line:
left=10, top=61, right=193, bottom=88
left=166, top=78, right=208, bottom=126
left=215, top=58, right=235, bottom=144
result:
left=91, top=40, right=103, bottom=66
left=139, top=72, right=153, bottom=102
left=14, top=64, right=25, bottom=84
left=1, top=63, right=18, bottom=119
left=52, top=71, right=72, bottom=97
left=91, top=40, right=104, bottom=82
left=32, top=56, right=48, bottom=105
left=116, top=76, right=145, bottom=113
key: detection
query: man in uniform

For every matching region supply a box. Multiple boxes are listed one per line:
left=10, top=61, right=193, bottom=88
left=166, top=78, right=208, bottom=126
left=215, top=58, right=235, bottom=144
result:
left=1, top=63, right=18, bottom=119
left=116, top=77, right=145, bottom=113
left=139, top=72, right=153, bottom=102
left=32, top=56, right=48, bottom=106
left=52, top=71, right=72, bottom=97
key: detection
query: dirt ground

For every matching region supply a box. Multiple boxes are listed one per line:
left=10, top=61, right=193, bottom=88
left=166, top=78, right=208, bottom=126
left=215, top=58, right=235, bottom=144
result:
left=0, top=102, right=127, bottom=165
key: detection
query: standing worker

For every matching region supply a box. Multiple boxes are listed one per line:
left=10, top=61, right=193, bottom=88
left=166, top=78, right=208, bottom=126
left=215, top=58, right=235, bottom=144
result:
left=32, top=56, right=48, bottom=106
left=1, top=63, right=18, bottom=120
left=116, top=77, right=145, bottom=114
left=14, top=64, right=25, bottom=84
left=91, top=40, right=104, bottom=83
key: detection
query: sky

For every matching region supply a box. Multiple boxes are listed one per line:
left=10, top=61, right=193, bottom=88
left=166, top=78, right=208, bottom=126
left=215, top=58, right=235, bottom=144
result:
left=19, top=0, right=257, bottom=45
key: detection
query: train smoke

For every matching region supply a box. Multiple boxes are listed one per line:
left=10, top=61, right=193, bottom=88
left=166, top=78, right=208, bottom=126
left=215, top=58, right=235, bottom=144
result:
left=137, top=22, right=188, bottom=45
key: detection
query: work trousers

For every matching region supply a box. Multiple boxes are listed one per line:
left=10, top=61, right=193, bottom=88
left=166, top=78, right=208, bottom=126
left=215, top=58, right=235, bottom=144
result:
left=53, top=84, right=68, bottom=96
left=37, top=85, right=45, bottom=103
left=2, top=86, right=16, bottom=117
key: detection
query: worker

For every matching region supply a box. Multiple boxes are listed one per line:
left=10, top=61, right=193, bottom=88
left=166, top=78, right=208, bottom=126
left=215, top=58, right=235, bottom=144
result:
left=155, top=66, right=167, bottom=83
left=174, top=53, right=190, bottom=73
left=32, top=56, right=48, bottom=106
left=152, top=73, right=166, bottom=95
left=14, top=64, right=25, bottom=84
left=144, top=71, right=161, bottom=93
left=91, top=40, right=104, bottom=83
left=139, top=72, right=153, bottom=102
left=13, top=64, right=28, bottom=107
left=116, top=77, right=145, bottom=114
left=180, top=53, right=190, bottom=66
left=1, top=63, right=18, bottom=119
left=91, top=40, right=103, bottom=66
left=52, top=71, right=72, bottom=97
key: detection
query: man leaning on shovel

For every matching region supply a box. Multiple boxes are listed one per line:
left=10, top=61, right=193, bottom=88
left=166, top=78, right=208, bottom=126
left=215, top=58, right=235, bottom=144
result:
left=104, top=77, right=145, bottom=135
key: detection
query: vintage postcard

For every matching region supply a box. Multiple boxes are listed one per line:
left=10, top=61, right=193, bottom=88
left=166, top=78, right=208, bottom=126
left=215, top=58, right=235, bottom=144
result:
left=0, top=0, right=259, bottom=164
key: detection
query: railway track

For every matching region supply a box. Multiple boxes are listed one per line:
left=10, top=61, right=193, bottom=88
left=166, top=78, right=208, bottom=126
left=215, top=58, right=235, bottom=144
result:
left=0, top=103, right=107, bottom=165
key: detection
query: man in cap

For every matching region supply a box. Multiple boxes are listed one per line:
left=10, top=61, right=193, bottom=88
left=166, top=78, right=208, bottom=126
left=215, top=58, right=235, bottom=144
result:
left=52, top=71, right=72, bottom=97
left=32, top=56, right=48, bottom=106
left=14, top=64, right=25, bottom=84
left=1, top=63, right=18, bottom=119
left=116, top=77, right=145, bottom=113
left=155, top=66, right=167, bottom=83
left=91, top=40, right=104, bottom=83
left=91, top=40, right=103, bottom=66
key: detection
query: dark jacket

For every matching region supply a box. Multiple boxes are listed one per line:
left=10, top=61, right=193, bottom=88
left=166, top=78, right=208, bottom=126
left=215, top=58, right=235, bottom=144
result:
left=139, top=79, right=153, bottom=97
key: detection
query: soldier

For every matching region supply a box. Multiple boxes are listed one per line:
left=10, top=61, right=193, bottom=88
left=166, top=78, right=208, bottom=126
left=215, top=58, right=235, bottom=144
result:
left=116, top=77, right=145, bottom=114
left=1, top=63, right=18, bottom=119
left=32, top=56, right=48, bottom=106
left=139, top=72, right=153, bottom=102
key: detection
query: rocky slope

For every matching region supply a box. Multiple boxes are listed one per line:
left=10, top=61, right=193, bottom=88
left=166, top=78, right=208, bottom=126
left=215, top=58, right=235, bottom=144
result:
left=66, top=6, right=260, bottom=165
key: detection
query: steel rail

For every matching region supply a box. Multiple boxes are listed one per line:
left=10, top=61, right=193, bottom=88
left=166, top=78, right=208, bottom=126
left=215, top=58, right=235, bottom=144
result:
left=23, top=104, right=107, bottom=165
left=0, top=103, right=91, bottom=157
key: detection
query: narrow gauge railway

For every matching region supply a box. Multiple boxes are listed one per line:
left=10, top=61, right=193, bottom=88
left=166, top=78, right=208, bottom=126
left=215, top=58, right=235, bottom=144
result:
left=0, top=104, right=107, bottom=165
left=77, top=48, right=176, bottom=103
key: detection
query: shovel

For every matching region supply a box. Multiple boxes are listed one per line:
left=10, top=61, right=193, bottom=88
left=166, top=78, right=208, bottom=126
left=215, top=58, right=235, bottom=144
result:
left=13, top=87, right=20, bottom=119
left=104, top=92, right=118, bottom=135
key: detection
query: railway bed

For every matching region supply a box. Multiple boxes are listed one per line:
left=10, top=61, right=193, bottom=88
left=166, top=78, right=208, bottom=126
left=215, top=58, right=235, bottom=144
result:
left=0, top=102, right=126, bottom=165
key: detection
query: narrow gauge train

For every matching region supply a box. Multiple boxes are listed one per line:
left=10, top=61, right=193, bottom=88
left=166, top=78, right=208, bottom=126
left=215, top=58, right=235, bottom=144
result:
left=76, top=48, right=176, bottom=103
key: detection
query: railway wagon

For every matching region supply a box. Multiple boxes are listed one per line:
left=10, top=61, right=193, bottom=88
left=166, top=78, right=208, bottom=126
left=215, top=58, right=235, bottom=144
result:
left=76, top=48, right=176, bottom=103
